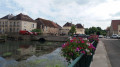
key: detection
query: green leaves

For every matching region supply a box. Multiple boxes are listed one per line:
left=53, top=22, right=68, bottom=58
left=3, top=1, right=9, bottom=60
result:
left=85, top=27, right=107, bottom=36
left=31, top=29, right=41, bottom=33
left=69, top=25, right=76, bottom=36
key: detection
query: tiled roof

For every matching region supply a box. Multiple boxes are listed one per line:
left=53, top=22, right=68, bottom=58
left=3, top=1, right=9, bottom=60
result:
left=1, top=14, right=14, bottom=19
left=76, top=24, right=84, bottom=28
left=10, top=13, right=35, bottom=22
left=56, top=23, right=62, bottom=29
left=111, top=20, right=120, bottom=31
left=35, top=18, right=58, bottom=28
left=106, top=27, right=110, bottom=31
left=63, top=22, right=73, bottom=27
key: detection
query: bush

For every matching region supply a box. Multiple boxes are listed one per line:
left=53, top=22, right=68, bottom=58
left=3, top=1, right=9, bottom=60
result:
left=88, top=35, right=99, bottom=43
left=61, top=37, right=96, bottom=63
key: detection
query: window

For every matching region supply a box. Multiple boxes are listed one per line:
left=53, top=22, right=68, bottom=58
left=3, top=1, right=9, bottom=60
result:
left=13, top=28, right=15, bottom=32
left=32, top=24, right=34, bottom=28
left=17, top=28, right=19, bottom=32
left=46, top=26, right=47, bottom=31
left=10, top=28, right=12, bottom=32
left=14, top=22, right=15, bottom=26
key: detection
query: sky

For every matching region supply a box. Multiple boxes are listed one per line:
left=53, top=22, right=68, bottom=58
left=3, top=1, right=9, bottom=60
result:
left=0, top=0, right=120, bottom=29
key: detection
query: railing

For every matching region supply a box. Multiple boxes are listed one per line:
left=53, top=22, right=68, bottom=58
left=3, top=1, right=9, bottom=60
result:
left=68, top=41, right=97, bottom=67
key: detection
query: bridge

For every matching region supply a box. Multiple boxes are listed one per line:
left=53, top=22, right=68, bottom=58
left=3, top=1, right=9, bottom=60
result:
left=7, top=35, right=69, bottom=42
left=31, top=35, right=69, bottom=42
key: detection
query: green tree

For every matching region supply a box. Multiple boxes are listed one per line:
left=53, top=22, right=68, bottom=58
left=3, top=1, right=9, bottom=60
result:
left=31, top=29, right=42, bottom=35
left=85, top=28, right=89, bottom=35
left=85, top=26, right=107, bottom=36
left=69, top=25, right=76, bottom=36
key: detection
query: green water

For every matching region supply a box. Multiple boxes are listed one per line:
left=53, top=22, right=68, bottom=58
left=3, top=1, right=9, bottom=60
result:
left=0, top=40, right=63, bottom=61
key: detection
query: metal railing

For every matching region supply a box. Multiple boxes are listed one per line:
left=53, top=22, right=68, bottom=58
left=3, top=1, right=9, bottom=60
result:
left=68, top=41, right=97, bottom=67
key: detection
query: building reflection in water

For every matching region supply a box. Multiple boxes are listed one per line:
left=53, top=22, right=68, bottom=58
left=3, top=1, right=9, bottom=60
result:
left=0, top=41, right=63, bottom=61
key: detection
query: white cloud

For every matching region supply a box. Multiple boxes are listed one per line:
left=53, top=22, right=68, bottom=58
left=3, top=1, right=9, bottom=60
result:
left=1, top=0, right=120, bottom=29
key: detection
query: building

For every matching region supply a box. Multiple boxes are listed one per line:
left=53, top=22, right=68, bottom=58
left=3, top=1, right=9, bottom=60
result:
left=0, top=13, right=37, bottom=34
left=118, top=25, right=120, bottom=35
left=75, top=24, right=85, bottom=34
left=109, top=20, right=120, bottom=36
left=0, top=14, right=14, bottom=34
left=106, top=27, right=110, bottom=36
left=61, top=22, right=73, bottom=35
left=61, top=22, right=85, bottom=35
left=35, top=18, right=60, bottom=36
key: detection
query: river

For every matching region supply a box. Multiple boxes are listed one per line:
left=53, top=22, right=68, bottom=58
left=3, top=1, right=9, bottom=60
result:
left=0, top=41, right=68, bottom=67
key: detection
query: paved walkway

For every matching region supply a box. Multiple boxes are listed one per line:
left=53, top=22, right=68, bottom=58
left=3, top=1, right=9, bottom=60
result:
left=90, top=40, right=112, bottom=67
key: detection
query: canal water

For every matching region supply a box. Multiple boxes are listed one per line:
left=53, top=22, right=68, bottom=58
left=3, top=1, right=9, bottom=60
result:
left=0, top=41, right=68, bottom=67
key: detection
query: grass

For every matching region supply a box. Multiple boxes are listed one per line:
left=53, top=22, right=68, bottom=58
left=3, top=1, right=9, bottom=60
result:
left=2, top=52, right=12, bottom=57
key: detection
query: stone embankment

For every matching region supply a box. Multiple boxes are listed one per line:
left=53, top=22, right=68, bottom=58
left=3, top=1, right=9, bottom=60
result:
left=7, top=34, right=69, bottom=42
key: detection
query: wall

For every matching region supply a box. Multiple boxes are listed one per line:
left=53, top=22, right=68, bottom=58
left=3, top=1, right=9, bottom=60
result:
left=21, top=21, right=37, bottom=31
left=118, top=25, right=120, bottom=35
left=41, top=26, right=59, bottom=36
left=61, top=26, right=71, bottom=35
left=76, top=28, right=85, bottom=34
left=0, top=19, right=21, bottom=34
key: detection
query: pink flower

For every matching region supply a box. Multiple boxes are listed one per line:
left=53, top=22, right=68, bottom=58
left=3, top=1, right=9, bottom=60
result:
left=70, top=39, right=73, bottom=42
left=81, top=51, right=85, bottom=54
left=62, top=43, right=66, bottom=48
left=75, top=47, right=79, bottom=52
left=76, top=41, right=77, bottom=43
left=73, top=37, right=76, bottom=40
left=78, top=41, right=80, bottom=43
left=81, top=40, right=84, bottom=43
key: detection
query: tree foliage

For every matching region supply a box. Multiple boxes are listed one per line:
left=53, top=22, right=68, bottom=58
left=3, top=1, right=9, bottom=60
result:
left=85, top=27, right=107, bottom=36
left=69, top=25, right=76, bottom=36
left=32, top=29, right=41, bottom=33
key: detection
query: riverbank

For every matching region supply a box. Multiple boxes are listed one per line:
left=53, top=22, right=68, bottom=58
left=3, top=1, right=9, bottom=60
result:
left=0, top=47, right=68, bottom=67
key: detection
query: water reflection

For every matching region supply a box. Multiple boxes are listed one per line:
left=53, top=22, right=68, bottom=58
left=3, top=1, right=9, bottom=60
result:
left=0, top=41, right=63, bottom=61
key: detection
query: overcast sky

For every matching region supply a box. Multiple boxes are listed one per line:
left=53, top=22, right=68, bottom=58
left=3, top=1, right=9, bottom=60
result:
left=0, top=0, right=120, bottom=29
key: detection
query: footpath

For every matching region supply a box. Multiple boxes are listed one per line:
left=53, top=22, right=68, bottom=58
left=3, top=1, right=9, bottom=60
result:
left=90, top=40, right=112, bottom=67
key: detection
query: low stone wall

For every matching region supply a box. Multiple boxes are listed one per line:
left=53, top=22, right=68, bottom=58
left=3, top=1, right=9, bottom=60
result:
left=45, top=36, right=68, bottom=42
left=7, top=35, right=69, bottom=42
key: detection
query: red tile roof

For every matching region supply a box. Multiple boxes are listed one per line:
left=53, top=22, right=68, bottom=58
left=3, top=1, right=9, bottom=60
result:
left=76, top=24, right=84, bottom=28
left=10, top=13, right=35, bottom=22
left=35, top=18, right=58, bottom=28
left=63, top=22, right=73, bottom=27
left=106, top=27, right=110, bottom=31
left=1, top=14, right=14, bottom=19
left=56, top=23, right=62, bottom=29
left=111, top=20, right=120, bottom=31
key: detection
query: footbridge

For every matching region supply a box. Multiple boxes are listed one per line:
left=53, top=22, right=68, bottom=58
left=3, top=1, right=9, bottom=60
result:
left=31, top=35, right=69, bottom=42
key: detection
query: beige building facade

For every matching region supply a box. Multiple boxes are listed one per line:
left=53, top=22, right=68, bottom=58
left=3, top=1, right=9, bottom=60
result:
left=76, top=28, right=85, bottom=34
left=0, top=13, right=37, bottom=34
left=61, top=22, right=85, bottom=35
left=36, top=18, right=60, bottom=36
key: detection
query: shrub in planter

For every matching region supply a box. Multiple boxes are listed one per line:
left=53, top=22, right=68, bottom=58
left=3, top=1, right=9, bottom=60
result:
left=88, top=35, right=99, bottom=48
left=61, top=37, right=96, bottom=63
left=88, top=35, right=99, bottom=43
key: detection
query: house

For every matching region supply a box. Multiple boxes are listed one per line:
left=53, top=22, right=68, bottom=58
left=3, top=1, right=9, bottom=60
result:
left=118, top=25, right=120, bottom=35
left=109, top=20, right=120, bottom=36
left=75, top=24, right=85, bottom=34
left=61, top=22, right=85, bottom=35
left=0, top=14, right=14, bottom=34
left=106, top=27, right=110, bottom=36
left=35, top=18, right=60, bottom=36
left=0, top=13, right=37, bottom=34
left=61, top=22, right=73, bottom=35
